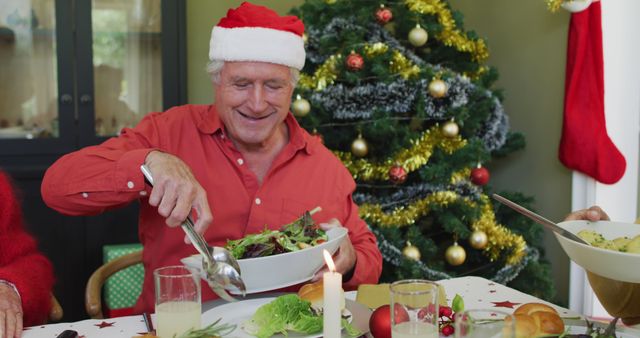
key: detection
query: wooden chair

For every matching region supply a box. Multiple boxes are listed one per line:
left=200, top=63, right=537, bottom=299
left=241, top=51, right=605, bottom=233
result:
left=85, top=250, right=143, bottom=319
left=49, top=293, right=63, bottom=322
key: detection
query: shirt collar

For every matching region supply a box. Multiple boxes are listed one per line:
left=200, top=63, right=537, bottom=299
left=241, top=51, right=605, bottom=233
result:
left=197, top=105, right=313, bottom=155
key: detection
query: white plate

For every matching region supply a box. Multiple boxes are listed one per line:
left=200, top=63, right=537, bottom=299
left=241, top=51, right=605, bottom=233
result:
left=202, top=296, right=361, bottom=338
left=182, top=227, right=348, bottom=294
left=555, top=220, right=640, bottom=283
left=563, top=319, right=640, bottom=337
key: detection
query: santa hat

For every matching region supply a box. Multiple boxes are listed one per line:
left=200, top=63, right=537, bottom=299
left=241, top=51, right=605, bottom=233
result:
left=209, top=2, right=306, bottom=70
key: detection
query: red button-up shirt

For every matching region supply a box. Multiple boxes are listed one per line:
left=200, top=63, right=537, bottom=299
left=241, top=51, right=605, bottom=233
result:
left=42, top=104, right=382, bottom=314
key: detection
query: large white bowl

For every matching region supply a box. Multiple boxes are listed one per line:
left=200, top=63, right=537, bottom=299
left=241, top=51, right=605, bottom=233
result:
left=181, top=227, right=348, bottom=294
left=555, top=220, right=640, bottom=283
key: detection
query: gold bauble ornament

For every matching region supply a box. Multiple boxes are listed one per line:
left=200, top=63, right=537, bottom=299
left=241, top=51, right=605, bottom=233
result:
left=408, top=24, right=428, bottom=47
left=302, top=33, right=308, bottom=45
left=445, top=242, right=466, bottom=266
left=428, top=79, right=448, bottom=98
left=291, top=94, right=311, bottom=117
left=469, top=230, right=488, bottom=250
left=441, top=120, right=459, bottom=138
left=351, top=134, right=369, bottom=157
left=403, top=242, right=421, bottom=261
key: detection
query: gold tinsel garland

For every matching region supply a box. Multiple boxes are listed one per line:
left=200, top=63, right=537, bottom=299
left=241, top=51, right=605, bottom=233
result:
left=298, top=54, right=342, bottom=90
left=545, top=0, right=563, bottom=12
left=390, top=51, right=422, bottom=79
left=299, top=43, right=422, bottom=91
left=404, top=0, right=489, bottom=63
left=335, top=125, right=466, bottom=181
left=470, top=195, right=527, bottom=264
left=359, top=191, right=526, bottom=264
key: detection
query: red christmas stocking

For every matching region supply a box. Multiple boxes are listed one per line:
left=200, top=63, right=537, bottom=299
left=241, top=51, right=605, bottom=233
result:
left=559, top=1, right=626, bottom=184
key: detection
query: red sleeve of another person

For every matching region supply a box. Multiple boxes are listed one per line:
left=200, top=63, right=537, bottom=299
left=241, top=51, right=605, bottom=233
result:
left=0, top=172, right=54, bottom=326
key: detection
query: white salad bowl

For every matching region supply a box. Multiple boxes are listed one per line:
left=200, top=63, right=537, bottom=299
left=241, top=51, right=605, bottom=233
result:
left=555, top=220, right=640, bottom=283
left=181, top=227, right=348, bottom=294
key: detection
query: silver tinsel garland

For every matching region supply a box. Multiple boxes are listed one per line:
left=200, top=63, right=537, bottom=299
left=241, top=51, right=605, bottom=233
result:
left=477, top=94, right=509, bottom=152
left=353, top=181, right=482, bottom=210
left=311, top=79, right=419, bottom=120
left=373, top=226, right=537, bottom=284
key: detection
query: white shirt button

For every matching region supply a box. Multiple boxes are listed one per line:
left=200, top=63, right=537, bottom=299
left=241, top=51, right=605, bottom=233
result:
left=255, top=198, right=261, bottom=205
left=82, top=192, right=89, bottom=198
left=127, top=181, right=135, bottom=189
left=139, top=190, right=147, bottom=196
left=237, top=158, right=244, bottom=165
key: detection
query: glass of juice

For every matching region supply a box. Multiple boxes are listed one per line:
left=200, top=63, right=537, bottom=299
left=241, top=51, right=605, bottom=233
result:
left=390, top=279, right=440, bottom=338
left=154, top=265, right=201, bottom=338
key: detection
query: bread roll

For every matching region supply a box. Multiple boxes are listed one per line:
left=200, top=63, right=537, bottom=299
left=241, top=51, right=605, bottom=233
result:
left=297, top=280, right=345, bottom=311
left=512, top=302, right=564, bottom=337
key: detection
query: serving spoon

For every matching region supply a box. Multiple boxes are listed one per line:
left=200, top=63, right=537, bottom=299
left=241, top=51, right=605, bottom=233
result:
left=140, top=165, right=246, bottom=301
left=492, top=193, right=590, bottom=246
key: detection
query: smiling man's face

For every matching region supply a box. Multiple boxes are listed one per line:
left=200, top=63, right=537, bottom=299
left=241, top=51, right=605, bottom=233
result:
left=214, top=61, right=294, bottom=151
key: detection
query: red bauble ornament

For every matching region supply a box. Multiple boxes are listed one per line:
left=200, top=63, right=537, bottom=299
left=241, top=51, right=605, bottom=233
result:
left=375, top=6, right=393, bottom=24
left=389, top=165, right=407, bottom=184
left=369, top=304, right=409, bottom=338
left=346, top=52, right=364, bottom=71
left=470, top=165, right=490, bottom=186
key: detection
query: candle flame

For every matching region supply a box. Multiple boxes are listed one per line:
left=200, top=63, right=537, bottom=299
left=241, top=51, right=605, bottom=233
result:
left=323, top=249, right=336, bottom=272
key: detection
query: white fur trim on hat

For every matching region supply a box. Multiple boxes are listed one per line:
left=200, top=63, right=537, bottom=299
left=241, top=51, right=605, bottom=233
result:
left=209, top=26, right=305, bottom=70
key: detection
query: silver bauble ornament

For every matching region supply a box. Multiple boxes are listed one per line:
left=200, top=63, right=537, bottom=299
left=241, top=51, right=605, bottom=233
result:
left=291, top=95, right=311, bottom=117
left=442, top=120, right=459, bottom=138
left=445, top=242, right=466, bottom=266
left=408, top=25, right=428, bottom=47
left=351, top=134, right=369, bottom=157
left=469, top=230, right=488, bottom=250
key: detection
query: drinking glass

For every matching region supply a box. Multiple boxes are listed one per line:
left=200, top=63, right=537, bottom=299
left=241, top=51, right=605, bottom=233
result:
left=454, top=309, right=515, bottom=338
left=154, top=265, right=201, bottom=338
left=390, top=279, right=440, bottom=338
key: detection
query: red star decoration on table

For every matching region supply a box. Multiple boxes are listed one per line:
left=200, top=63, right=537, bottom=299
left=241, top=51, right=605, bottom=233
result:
left=95, top=321, right=115, bottom=329
left=491, top=300, right=521, bottom=309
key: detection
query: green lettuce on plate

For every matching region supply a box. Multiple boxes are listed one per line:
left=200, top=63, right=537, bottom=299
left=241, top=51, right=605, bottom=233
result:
left=242, top=294, right=360, bottom=338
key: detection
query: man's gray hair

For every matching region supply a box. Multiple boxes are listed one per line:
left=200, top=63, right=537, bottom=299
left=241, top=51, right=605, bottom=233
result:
left=206, top=60, right=300, bottom=86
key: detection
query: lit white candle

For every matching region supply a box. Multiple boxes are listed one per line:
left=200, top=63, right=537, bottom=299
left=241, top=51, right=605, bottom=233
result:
left=323, top=249, right=342, bottom=338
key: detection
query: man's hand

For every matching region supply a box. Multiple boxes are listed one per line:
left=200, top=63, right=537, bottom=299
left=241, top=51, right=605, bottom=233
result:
left=0, top=283, right=22, bottom=338
left=311, top=219, right=356, bottom=281
left=144, top=151, right=213, bottom=241
left=564, top=205, right=610, bottom=222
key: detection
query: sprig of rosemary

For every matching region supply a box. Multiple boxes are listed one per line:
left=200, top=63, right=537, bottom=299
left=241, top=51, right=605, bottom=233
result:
left=174, top=318, right=236, bottom=338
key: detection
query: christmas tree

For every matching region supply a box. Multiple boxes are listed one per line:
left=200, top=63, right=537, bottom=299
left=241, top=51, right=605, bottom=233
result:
left=290, top=0, right=555, bottom=300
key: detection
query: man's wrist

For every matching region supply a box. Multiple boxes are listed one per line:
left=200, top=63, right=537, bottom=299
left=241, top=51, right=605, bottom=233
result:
left=0, top=280, right=21, bottom=301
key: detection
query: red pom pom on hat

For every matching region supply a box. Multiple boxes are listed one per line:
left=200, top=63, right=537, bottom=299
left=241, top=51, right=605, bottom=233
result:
left=209, top=2, right=306, bottom=70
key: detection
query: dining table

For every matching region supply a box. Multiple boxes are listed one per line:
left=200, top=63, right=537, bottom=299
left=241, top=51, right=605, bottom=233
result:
left=21, top=276, right=637, bottom=338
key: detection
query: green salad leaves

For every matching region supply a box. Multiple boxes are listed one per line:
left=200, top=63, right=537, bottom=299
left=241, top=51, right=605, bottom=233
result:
left=226, top=211, right=328, bottom=259
left=242, top=294, right=360, bottom=338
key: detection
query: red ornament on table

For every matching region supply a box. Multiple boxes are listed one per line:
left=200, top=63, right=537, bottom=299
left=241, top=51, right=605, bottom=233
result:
left=470, top=165, right=490, bottom=186
left=346, top=51, right=364, bottom=71
left=369, top=304, right=409, bottom=338
left=375, top=5, right=393, bottom=24
left=389, top=165, right=407, bottom=184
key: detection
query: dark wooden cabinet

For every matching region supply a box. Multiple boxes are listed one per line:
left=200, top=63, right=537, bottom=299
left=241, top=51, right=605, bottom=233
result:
left=0, top=0, right=186, bottom=321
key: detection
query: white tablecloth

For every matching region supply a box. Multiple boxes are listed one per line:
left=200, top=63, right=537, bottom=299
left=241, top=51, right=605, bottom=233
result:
left=21, top=276, right=583, bottom=338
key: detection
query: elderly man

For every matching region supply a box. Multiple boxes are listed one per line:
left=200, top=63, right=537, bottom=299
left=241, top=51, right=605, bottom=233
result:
left=42, top=2, right=382, bottom=314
